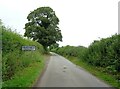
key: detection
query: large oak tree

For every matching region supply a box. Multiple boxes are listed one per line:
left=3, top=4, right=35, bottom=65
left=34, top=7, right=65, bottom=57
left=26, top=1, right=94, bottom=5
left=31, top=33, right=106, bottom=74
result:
left=24, top=7, right=62, bottom=50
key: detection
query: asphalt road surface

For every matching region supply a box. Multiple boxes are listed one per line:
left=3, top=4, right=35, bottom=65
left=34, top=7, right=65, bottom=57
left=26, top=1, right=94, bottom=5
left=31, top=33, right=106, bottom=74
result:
left=35, top=52, right=111, bottom=87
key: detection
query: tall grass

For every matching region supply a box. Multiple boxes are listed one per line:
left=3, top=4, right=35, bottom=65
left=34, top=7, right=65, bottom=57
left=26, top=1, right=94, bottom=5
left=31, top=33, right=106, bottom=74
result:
left=1, top=21, right=45, bottom=87
left=2, top=54, right=44, bottom=87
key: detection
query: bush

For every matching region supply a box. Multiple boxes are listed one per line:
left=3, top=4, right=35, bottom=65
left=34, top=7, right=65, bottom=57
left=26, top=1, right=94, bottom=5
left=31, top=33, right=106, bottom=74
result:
left=54, top=34, right=120, bottom=80
left=2, top=26, right=44, bottom=81
left=83, top=34, right=120, bottom=74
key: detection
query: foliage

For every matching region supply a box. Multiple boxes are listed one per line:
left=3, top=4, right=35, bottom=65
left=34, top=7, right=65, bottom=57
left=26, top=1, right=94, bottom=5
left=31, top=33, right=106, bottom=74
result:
left=0, top=19, right=2, bottom=89
left=66, top=57, right=120, bottom=88
left=82, top=34, right=120, bottom=74
left=2, top=58, right=44, bottom=87
left=54, top=34, right=120, bottom=83
left=24, top=7, right=62, bottom=50
left=54, top=45, right=87, bottom=57
left=49, top=43, right=59, bottom=51
left=2, top=25, right=44, bottom=81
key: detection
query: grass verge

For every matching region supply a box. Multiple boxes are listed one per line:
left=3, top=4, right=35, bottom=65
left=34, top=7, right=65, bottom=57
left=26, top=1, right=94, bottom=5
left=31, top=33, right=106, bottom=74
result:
left=2, top=54, right=45, bottom=88
left=67, top=56, right=120, bottom=89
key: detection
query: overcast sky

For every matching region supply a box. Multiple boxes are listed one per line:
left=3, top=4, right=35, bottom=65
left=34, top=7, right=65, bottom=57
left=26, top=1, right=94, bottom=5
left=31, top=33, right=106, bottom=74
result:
left=0, top=0, right=119, bottom=47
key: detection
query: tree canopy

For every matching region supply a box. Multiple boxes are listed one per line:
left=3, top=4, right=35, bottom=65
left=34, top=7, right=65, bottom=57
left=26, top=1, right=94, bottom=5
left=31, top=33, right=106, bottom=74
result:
left=24, top=7, right=62, bottom=50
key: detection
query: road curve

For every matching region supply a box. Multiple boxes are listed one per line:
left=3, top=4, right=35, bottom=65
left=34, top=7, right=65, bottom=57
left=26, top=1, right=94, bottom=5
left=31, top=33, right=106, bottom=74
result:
left=35, top=52, right=111, bottom=87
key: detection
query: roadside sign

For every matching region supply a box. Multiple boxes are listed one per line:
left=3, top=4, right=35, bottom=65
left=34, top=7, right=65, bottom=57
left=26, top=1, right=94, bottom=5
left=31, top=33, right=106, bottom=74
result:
left=22, top=46, right=36, bottom=51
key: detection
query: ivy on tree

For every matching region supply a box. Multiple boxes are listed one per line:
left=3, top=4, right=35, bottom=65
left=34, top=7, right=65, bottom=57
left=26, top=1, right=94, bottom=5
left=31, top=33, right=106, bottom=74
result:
left=24, top=7, right=62, bottom=50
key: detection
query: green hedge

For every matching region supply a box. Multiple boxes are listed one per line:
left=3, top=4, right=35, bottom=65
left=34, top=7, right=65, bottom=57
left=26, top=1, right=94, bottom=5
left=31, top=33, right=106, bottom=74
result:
left=83, top=34, right=120, bottom=74
left=54, top=45, right=87, bottom=57
left=54, top=34, right=120, bottom=80
left=2, top=26, right=44, bottom=81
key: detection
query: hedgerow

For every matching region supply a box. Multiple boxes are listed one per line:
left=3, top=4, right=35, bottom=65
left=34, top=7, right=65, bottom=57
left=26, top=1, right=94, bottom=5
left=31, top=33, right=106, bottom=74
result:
left=2, top=24, right=44, bottom=81
left=54, top=34, right=120, bottom=81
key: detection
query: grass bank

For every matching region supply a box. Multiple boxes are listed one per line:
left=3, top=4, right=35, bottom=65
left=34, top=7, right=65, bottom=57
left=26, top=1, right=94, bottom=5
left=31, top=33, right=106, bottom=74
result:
left=2, top=54, right=44, bottom=87
left=1, top=22, right=46, bottom=87
left=67, top=56, right=120, bottom=89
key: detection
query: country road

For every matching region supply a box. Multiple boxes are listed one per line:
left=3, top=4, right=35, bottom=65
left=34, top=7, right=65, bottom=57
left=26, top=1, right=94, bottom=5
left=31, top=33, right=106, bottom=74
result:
left=34, top=52, right=112, bottom=87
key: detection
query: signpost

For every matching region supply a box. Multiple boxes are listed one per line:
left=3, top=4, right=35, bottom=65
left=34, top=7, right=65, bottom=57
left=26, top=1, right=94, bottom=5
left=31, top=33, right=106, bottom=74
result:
left=22, top=46, right=36, bottom=51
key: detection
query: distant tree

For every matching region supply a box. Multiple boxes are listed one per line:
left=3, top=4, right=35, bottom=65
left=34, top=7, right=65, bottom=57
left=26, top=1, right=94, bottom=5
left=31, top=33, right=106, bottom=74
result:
left=49, top=43, right=59, bottom=50
left=24, top=7, right=62, bottom=51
